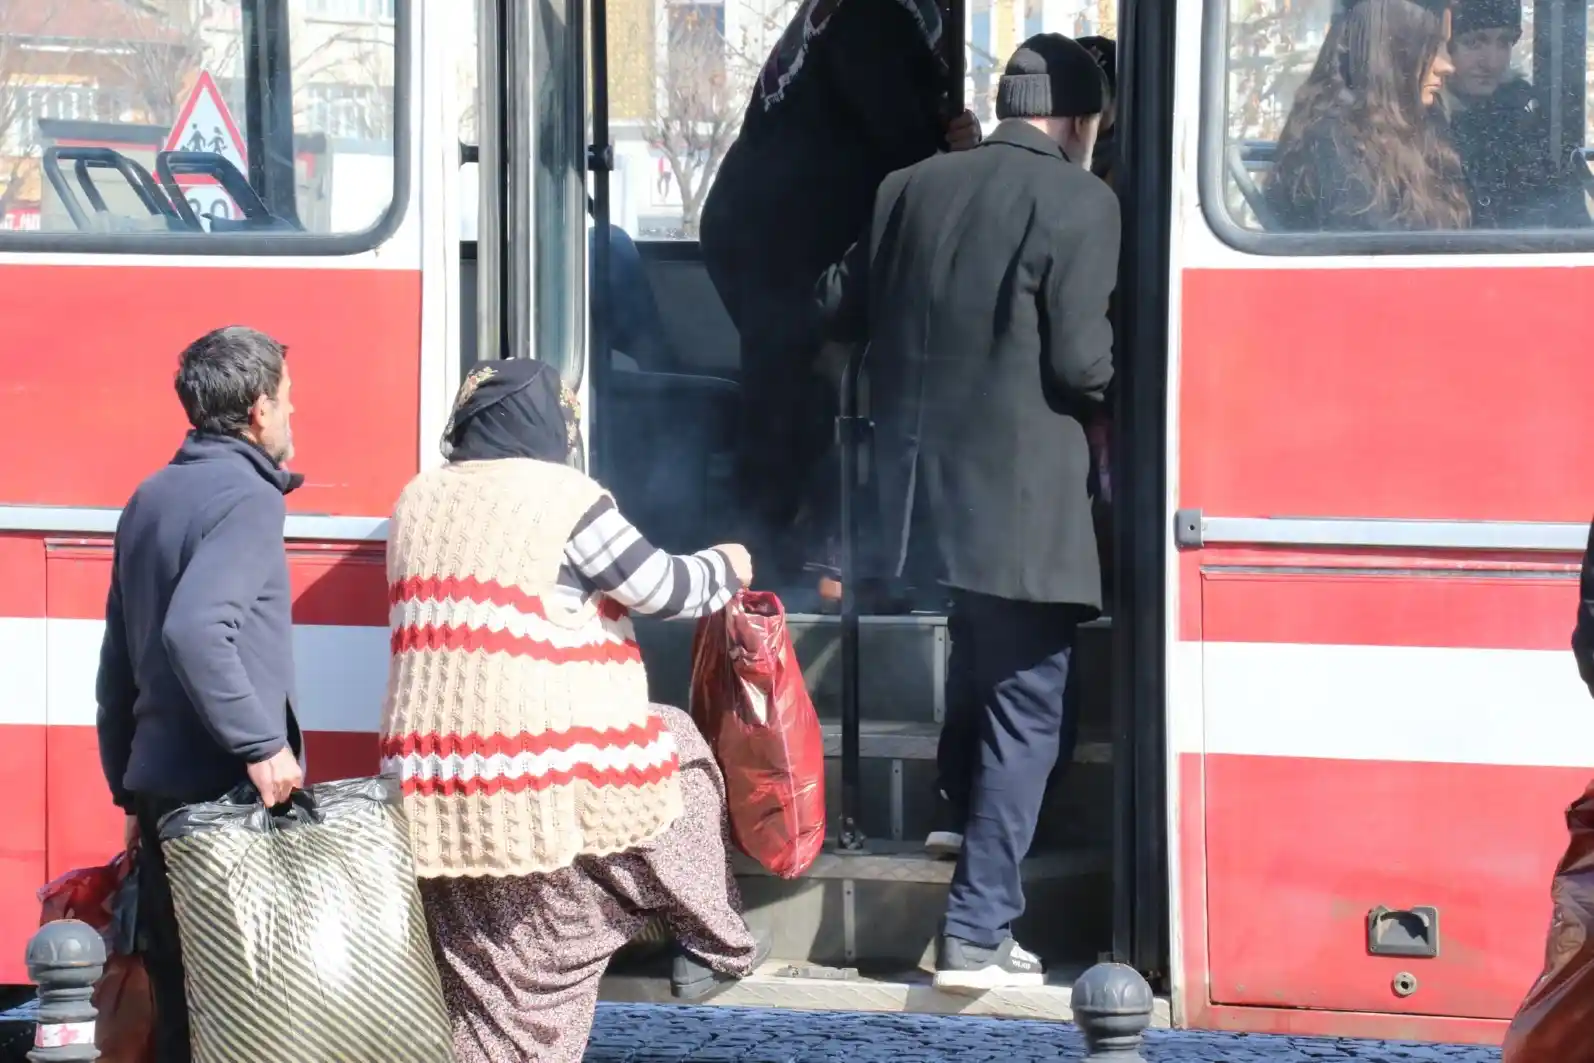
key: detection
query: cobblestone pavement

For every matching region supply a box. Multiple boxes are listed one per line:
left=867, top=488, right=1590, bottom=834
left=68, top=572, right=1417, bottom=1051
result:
left=0, top=1000, right=1506, bottom=1061
left=584, top=1004, right=1503, bottom=1062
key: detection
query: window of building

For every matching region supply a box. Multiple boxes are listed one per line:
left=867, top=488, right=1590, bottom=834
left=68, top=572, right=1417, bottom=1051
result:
left=1211, top=0, right=1594, bottom=247
left=0, top=0, right=403, bottom=247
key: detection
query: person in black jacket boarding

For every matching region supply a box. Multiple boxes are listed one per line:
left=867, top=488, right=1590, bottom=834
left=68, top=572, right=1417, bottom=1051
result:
left=96, top=325, right=305, bottom=1063
left=815, top=34, right=1117, bottom=990
left=700, top=0, right=980, bottom=596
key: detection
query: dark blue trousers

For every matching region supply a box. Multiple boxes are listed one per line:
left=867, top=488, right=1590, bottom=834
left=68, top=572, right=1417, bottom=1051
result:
left=940, top=591, right=1084, bottom=947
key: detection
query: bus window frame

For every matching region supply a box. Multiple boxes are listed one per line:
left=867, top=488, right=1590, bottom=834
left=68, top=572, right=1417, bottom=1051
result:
left=1198, top=0, right=1594, bottom=256
left=0, top=0, right=412, bottom=258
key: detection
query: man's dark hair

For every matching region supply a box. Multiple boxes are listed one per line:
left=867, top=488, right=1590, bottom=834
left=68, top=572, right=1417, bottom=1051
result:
left=174, top=326, right=287, bottom=435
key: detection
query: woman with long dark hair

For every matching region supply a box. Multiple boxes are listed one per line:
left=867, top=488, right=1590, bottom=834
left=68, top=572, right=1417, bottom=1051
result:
left=1266, top=0, right=1472, bottom=232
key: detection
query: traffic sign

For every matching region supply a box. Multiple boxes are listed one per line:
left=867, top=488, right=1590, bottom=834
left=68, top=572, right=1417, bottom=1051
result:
left=162, top=70, right=247, bottom=173
left=162, top=71, right=247, bottom=228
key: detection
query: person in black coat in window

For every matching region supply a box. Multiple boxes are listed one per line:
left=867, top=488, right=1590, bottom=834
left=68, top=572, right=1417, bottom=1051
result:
left=699, top=0, right=980, bottom=597
left=814, top=33, right=1116, bottom=991
left=1443, top=0, right=1590, bottom=229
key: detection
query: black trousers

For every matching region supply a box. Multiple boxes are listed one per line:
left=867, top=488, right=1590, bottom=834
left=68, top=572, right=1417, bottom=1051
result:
left=733, top=322, right=836, bottom=588
left=134, top=794, right=191, bottom=1063
left=938, top=591, right=1085, bottom=947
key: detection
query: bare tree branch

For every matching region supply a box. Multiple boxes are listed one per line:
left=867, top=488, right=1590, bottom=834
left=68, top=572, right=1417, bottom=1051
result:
left=643, top=0, right=796, bottom=238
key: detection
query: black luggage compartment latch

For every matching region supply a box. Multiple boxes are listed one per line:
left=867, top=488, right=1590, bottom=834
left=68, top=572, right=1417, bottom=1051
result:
left=1367, top=905, right=1440, bottom=959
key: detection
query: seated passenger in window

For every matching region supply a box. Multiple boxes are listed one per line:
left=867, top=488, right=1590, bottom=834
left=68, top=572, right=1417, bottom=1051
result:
left=1443, top=0, right=1589, bottom=228
left=1265, top=0, right=1471, bottom=233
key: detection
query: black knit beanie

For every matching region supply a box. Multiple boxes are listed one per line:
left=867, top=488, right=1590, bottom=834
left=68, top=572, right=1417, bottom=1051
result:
left=1452, top=0, right=1522, bottom=36
left=995, top=33, right=1106, bottom=120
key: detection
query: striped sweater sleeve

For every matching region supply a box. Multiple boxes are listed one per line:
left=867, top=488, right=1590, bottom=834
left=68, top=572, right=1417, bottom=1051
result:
left=560, top=496, right=741, bottom=619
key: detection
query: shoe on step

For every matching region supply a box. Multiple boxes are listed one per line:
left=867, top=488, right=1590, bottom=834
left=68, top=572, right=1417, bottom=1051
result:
left=670, top=933, right=772, bottom=1001
left=932, top=934, right=1045, bottom=993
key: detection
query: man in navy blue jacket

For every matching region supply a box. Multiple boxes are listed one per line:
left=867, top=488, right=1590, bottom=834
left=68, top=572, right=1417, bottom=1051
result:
left=96, top=325, right=304, bottom=1063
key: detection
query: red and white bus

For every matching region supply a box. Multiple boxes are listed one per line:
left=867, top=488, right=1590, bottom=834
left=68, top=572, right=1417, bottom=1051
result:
left=2, top=0, right=1591, bottom=1048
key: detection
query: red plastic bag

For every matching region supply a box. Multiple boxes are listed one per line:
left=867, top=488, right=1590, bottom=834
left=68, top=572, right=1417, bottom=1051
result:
left=690, top=590, right=825, bottom=878
left=1504, top=780, right=1594, bottom=1063
left=38, top=847, right=155, bottom=1063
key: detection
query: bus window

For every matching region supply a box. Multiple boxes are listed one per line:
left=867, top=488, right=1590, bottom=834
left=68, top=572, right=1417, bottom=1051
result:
left=1217, top=0, right=1594, bottom=238
left=0, top=0, right=400, bottom=244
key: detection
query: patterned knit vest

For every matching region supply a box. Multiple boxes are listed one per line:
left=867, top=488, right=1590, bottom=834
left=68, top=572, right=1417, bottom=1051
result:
left=379, top=457, right=683, bottom=877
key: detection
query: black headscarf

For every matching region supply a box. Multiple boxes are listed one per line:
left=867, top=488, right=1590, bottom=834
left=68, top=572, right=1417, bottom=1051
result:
left=441, top=358, right=580, bottom=464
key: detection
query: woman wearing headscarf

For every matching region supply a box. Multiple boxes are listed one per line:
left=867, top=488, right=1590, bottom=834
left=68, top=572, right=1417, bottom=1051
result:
left=699, top=0, right=981, bottom=599
left=380, top=359, right=764, bottom=1063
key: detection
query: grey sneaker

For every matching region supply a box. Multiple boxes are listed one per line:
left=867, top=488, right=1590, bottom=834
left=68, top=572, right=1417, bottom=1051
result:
left=932, top=935, right=1045, bottom=993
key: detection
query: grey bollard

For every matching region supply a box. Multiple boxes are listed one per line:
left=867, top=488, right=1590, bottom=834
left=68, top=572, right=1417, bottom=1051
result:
left=26, top=920, right=105, bottom=1062
left=1072, top=961, right=1155, bottom=1061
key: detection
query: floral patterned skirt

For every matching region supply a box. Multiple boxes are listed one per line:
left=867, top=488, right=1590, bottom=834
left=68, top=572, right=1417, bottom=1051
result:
left=419, top=705, right=758, bottom=1063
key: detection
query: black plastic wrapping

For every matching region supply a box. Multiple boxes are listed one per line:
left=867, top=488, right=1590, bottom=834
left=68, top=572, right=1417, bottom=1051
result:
left=157, top=776, right=452, bottom=1063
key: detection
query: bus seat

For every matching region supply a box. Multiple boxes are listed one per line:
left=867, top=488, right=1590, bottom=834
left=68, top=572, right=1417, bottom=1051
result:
left=1226, top=140, right=1278, bottom=231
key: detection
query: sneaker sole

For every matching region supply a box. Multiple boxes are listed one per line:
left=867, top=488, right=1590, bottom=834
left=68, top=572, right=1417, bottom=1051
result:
left=924, top=831, right=963, bottom=859
left=932, top=968, right=1046, bottom=994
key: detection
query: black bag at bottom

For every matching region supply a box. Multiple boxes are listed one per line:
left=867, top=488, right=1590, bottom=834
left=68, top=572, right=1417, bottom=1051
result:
left=158, top=776, right=451, bottom=1063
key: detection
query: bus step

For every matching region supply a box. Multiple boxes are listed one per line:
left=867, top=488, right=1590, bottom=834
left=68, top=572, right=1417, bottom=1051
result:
left=821, top=719, right=1110, bottom=764
left=598, top=961, right=1172, bottom=1026
left=636, top=612, right=951, bottom=724
left=815, top=725, right=1115, bottom=847
left=729, top=842, right=1111, bottom=969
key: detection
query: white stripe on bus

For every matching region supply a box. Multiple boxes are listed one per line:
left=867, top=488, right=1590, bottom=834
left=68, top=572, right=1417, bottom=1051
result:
left=1201, top=641, right=1594, bottom=767
left=7, top=623, right=1593, bottom=770
left=2, top=618, right=387, bottom=731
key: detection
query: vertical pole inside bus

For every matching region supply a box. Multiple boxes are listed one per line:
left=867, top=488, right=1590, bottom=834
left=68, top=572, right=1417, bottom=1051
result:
left=589, top=0, right=614, bottom=477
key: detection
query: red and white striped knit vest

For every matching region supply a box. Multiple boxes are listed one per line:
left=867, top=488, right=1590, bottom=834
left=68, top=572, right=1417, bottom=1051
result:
left=379, top=457, right=682, bottom=877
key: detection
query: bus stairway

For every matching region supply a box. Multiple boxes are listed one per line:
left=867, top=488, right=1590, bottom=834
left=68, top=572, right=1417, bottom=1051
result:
left=600, top=614, right=1147, bottom=1022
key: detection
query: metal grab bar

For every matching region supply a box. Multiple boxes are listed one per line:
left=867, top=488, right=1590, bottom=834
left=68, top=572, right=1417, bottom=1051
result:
left=835, top=345, right=869, bottom=852
left=42, top=147, right=174, bottom=230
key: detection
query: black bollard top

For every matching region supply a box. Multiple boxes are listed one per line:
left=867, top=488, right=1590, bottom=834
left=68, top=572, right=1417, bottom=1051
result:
left=1072, top=962, right=1154, bottom=1021
left=26, top=921, right=107, bottom=980
left=1073, top=961, right=1155, bottom=1060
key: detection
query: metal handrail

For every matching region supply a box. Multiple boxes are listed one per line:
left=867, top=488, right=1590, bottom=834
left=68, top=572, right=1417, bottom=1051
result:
left=835, top=344, right=869, bottom=851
